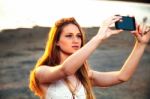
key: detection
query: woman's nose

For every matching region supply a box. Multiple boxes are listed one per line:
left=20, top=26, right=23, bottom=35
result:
left=72, top=36, right=79, bottom=43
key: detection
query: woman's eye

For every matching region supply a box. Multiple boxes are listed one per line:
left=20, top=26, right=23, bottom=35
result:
left=65, top=34, right=81, bottom=38
left=65, top=35, right=72, bottom=37
left=77, top=35, right=82, bottom=38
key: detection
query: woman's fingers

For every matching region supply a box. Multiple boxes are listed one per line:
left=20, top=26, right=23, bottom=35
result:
left=101, top=15, right=122, bottom=27
left=132, top=31, right=142, bottom=40
left=131, top=24, right=143, bottom=36
left=130, top=24, right=142, bottom=40
left=143, top=26, right=150, bottom=34
left=138, top=24, right=150, bottom=36
left=110, top=16, right=122, bottom=25
left=107, top=15, right=122, bottom=26
left=132, top=23, right=150, bottom=44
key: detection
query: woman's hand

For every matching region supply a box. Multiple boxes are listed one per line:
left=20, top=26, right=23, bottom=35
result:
left=97, top=15, right=123, bottom=40
left=132, top=24, right=150, bottom=45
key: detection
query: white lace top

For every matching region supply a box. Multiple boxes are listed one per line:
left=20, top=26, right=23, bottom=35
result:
left=45, top=79, right=86, bottom=99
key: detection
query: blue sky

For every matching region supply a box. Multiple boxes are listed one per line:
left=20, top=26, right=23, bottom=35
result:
left=0, top=0, right=150, bottom=31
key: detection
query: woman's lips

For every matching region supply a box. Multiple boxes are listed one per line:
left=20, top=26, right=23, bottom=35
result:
left=72, top=46, right=79, bottom=49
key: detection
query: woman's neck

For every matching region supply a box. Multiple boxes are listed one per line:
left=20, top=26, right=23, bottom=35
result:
left=59, top=51, right=70, bottom=64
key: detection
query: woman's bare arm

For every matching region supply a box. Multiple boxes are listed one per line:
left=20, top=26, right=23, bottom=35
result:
left=35, top=16, right=122, bottom=83
left=90, top=24, right=150, bottom=87
left=35, top=35, right=102, bottom=83
left=89, top=42, right=147, bottom=87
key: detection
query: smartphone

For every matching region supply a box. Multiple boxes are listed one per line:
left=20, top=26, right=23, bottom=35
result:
left=115, top=16, right=136, bottom=31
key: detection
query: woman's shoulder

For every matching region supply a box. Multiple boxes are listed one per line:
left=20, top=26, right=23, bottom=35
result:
left=34, top=66, right=51, bottom=83
left=34, top=65, right=66, bottom=84
left=36, top=65, right=50, bottom=71
left=35, top=66, right=49, bottom=76
left=35, top=65, right=62, bottom=77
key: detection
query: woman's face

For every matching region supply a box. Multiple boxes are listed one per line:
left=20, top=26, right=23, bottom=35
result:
left=57, top=23, right=82, bottom=55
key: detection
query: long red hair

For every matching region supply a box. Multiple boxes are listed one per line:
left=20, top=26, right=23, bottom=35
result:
left=29, top=17, right=95, bottom=99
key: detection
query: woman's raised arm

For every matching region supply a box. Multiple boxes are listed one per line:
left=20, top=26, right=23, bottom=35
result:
left=89, top=24, right=150, bottom=87
left=35, top=15, right=123, bottom=83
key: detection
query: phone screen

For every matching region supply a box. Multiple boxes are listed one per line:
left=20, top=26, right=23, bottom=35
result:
left=115, top=16, right=136, bottom=31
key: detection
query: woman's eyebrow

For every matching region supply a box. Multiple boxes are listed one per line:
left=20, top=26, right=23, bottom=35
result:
left=77, top=33, right=81, bottom=35
left=65, top=33, right=73, bottom=35
left=65, top=32, right=81, bottom=35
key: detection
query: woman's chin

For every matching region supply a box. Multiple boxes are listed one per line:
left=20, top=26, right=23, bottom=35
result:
left=70, top=50, right=78, bottom=54
left=73, top=49, right=79, bottom=52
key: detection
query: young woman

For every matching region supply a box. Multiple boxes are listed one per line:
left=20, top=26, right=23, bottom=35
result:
left=29, top=16, right=150, bottom=99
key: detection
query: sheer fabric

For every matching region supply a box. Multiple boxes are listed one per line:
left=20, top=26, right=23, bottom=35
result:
left=45, top=79, right=86, bottom=99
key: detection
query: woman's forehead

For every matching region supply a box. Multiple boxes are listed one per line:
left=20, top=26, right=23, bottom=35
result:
left=62, top=24, right=80, bottom=34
